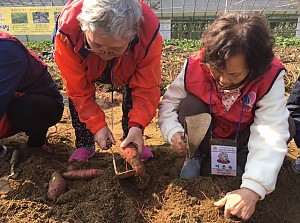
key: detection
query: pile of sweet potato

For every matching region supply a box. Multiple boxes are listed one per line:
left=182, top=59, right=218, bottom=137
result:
left=47, top=168, right=104, bottom=201
left=47, top=140, right=150, bottom=201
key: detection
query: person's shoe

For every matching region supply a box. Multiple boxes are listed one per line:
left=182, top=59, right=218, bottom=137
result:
left=27, top=138, right=54, bottom=153
left=141, top=146, right=153, bottom=162
left=292, top=157, right=300, bottom=174
left=0, top=145, right=7, bottom=158
left=68, top=147, right=95, bottom=163
left=180, top=157, right=202, bottom=179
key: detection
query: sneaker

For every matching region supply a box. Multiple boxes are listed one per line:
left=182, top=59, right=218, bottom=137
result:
left=0, top=145, right=8, bottom=158
left=292, top=157, right=300, bottom=174
left=180, top=157, right=202, bottom=179
left=68, top=147, right=95, bottom=163
left=180, top=150, right=206, bottom=179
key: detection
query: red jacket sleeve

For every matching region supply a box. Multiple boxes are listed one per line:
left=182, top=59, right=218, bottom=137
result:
left=128, top=32, right=162, bottom=129
left=54, top=33, right=107, bottom=134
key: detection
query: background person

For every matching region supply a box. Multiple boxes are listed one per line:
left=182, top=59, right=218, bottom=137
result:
left=54, top=0, right=162, bottom=162
left=0, top=31, right=64, bottom=154
left=158, top=13, right=294, bottom=221
left=287, top=76, right=300, bottom=173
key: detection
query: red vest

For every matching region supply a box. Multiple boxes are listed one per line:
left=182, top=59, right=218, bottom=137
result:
left=57, top=0, right=160, bottom=88
left=185, top=51, right=285, bottom=138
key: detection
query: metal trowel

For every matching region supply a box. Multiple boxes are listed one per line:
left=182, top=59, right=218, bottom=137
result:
left=0, top=150, right=20, bottom=194
left=180, top=113, right=211, bottom=179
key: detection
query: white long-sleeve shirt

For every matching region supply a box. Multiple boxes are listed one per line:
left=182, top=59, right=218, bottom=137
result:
left=158, top=60, right=290, bottom=199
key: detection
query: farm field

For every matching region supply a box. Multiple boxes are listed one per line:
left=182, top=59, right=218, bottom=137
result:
left=0, top=40, right=300, bottom=223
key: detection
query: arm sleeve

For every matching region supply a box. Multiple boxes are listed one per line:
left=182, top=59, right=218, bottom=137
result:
left=0, top=41, right=28, bottom=119
left=54, top=33, right=106, bottom=134
left=128, top=33, right=163, bottom=128
left=287, top=76, right=300, bottom=147
left=241, top=70, right=290, bottom=199
left=158, top=60, right=188, bottom=143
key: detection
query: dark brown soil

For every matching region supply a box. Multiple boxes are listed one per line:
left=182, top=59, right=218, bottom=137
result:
left=1, top=102, right=300, bottom=223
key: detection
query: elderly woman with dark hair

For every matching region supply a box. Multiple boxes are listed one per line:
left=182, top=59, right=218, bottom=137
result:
left=158, top=13, right=295, bottom=220
left=54, top=0, right=162, bottom=162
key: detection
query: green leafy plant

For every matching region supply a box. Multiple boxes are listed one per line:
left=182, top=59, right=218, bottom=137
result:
left=26, top=40, right=53, bottom=51
left=275, top=36, right=300, bottom=47
left=163, top=39, right=200, bottom=51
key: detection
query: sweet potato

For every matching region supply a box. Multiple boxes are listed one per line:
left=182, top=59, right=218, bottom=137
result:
left=47, top=172, right=67, bottom=201
left=116, top=140, right=146, bottom=177
left=62, top=169, right=104, bottom=180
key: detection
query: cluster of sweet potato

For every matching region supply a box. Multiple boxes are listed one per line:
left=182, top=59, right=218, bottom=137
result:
left=47, top=141, right=149, bottom=201
left=47, top=168, right=104, bottom=201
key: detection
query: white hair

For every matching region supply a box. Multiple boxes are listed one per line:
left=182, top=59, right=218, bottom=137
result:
left=78, top=0, right=143, bottom=40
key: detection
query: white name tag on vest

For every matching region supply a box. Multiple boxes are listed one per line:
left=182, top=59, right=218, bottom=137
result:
left=210, top=138, right=237, bottom=176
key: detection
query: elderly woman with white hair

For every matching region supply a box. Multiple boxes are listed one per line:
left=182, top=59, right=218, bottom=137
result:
left=54, top=0, right=162, bottom=162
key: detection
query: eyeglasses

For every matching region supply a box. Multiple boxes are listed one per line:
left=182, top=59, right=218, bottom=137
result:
left=84, top=34, right=129, bottom=57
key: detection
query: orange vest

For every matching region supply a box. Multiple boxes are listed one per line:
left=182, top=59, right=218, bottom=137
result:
left=55, top=0, right=162, bottom=134
left=185, top=50, right=285, bottom=138
left=57, top=0, right=160, bottom=87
